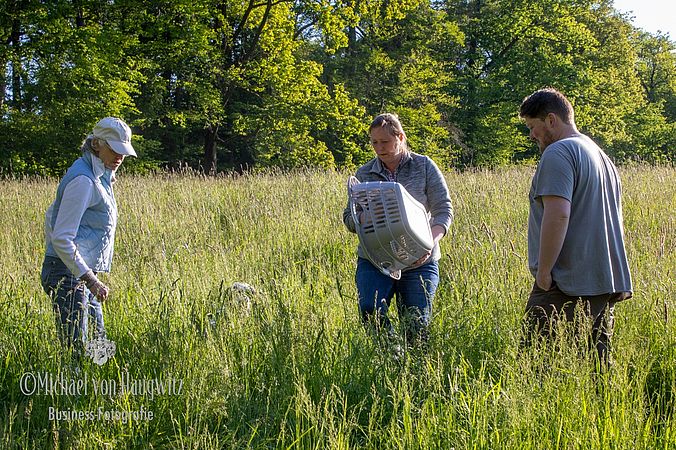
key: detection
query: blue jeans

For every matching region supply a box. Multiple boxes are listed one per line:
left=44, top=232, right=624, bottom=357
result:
left=355, top=257, right=439, bottom=343
left=41, top=256, right=105, bottom=350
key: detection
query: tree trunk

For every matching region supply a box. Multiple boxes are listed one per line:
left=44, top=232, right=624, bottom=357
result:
left=0, top=56, right=5, bottom=111
left=10, top=19, right=22, bottom=107
left=203, top=124, right=219, bottom=175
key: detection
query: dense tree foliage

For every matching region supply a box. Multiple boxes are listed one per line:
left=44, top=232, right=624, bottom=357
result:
left=1, top=0, right=674, bottom=174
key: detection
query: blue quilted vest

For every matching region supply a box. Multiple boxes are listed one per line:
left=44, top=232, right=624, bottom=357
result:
left=45, top=152, right=117, bottom=273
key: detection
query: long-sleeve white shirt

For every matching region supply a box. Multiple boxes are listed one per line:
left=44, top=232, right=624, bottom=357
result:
left=44, top=154, right=110, bottom=277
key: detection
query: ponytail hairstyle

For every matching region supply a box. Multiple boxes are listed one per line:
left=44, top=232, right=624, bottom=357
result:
left=81, top=135, right=108, bottom=156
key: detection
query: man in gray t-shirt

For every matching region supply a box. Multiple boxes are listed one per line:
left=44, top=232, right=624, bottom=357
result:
left=519, top=88, right=632, bottom=368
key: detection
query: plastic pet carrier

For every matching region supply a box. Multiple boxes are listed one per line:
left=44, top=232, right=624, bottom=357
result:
left=348, top=176, right=433, bottom=279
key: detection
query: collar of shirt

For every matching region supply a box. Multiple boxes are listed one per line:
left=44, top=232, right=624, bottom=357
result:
left=370, top=152, right=412, bottom=181
left=92, top=153, right=106, bottom=178
left=83, top=150, right=115, bottom=186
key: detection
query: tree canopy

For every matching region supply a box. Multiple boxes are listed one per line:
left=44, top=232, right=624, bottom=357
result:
left=1, top=0, right=674, bottom=175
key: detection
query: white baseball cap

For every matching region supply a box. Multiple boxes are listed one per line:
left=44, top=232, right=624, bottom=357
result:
left=92, top=117, right=137, bottom=157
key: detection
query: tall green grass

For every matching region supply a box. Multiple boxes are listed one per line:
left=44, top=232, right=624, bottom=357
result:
left=0, top=166, right=674, bottom=449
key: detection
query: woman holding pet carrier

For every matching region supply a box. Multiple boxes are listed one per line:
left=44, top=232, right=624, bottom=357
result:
left=41, top=117, right=136, bottom=358
left=343, top=113, right=453, bottom=349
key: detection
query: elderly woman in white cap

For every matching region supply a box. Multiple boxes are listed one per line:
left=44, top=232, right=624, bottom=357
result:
left=41, top=117, right=136, bottom=356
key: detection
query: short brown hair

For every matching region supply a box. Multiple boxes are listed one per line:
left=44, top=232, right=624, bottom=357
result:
left=519, top=88, right=575, bottom=125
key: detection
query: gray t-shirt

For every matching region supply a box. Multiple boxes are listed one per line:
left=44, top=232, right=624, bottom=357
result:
left=528, top=135, right=632, bottom=296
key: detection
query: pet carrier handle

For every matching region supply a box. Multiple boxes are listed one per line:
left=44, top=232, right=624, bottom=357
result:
left=347, top=176, right=362, bottom=228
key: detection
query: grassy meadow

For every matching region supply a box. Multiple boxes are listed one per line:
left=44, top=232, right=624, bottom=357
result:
left=0, top=165, right=674, bottom=449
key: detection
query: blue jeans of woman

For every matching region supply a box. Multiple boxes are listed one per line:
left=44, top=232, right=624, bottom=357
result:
left=41, top=256, right=105, bottom=352
left=356, top=257, right=439, bottom=344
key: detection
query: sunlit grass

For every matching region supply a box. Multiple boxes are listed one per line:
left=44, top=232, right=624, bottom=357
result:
left=0, top=165, right=674, bottom=448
